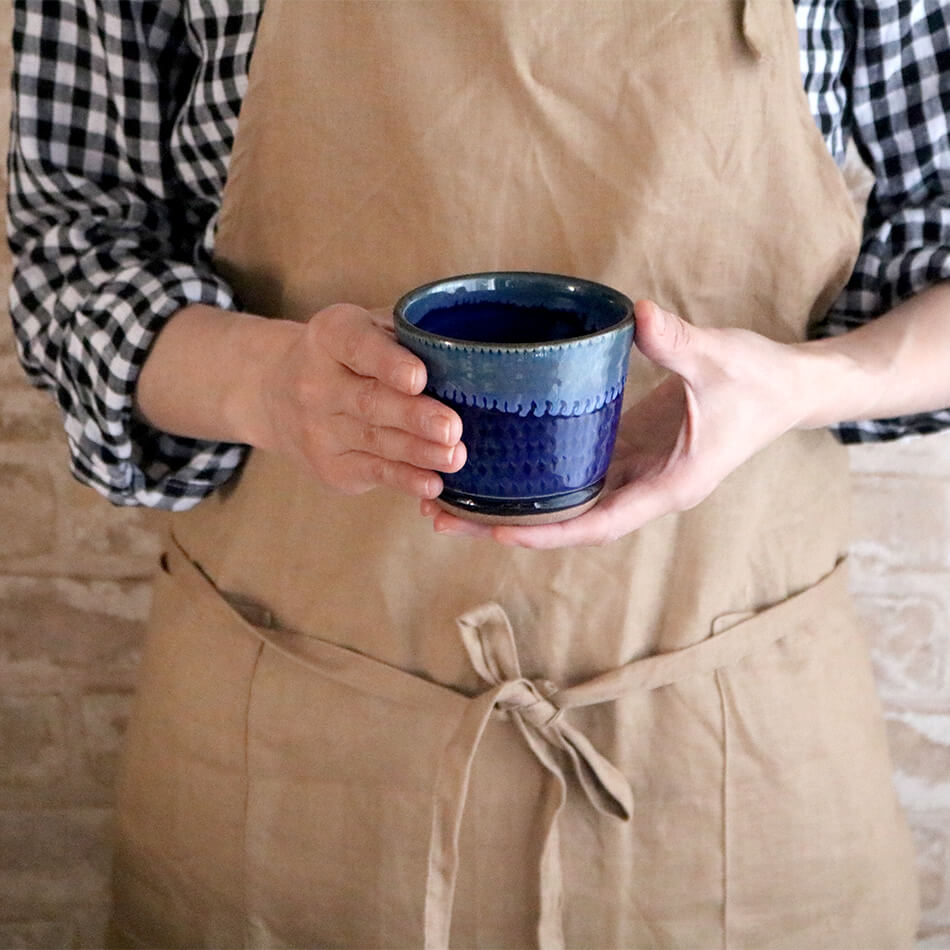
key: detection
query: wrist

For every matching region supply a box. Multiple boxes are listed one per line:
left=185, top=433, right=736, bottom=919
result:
left=791, top=284, right=950, bottom=429
left=136, top=304, right=304, bottom=448
left=220, top=312, right=305, bottom=450
left=790, top=336, right=883, bottom=430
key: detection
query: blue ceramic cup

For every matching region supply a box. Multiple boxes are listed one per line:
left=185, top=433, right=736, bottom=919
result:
left=394, top=272, right=635, bottom=524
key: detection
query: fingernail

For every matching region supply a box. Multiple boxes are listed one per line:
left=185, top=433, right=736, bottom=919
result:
left=393, top=362, right=419, bottom=392
left=427, top=416, right=452, bottom=443
left=432, top=444, right=456, bottom=468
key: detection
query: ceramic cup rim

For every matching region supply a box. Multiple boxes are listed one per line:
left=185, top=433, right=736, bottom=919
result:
left=393, top=270, right=635, bottom=352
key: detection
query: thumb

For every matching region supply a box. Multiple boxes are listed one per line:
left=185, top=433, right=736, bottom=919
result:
left=633, top=299, right=701, bottom=377
left=367, top=306, right=396, bottom=332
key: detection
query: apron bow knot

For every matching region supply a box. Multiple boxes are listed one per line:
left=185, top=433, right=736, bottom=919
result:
left=425, top=602, right=633, bottom=950
left=495, top=679, right=563, bottom=728
left=458, top=603, right=633, bottom=822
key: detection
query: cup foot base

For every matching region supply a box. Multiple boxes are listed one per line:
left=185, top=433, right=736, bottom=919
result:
left=435, top=482, right=604, bottom=526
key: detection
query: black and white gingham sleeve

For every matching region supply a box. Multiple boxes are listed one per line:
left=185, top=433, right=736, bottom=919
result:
left=813, top=0, right=950, bottom=442
left=7, top=0, right=256, bottom=507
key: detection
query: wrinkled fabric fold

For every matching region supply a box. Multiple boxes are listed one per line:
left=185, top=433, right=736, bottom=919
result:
left=741, top=0, right=771, bottom=59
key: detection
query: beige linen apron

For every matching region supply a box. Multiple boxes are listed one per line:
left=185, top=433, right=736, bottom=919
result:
left=111, top=1, right=920, bottom=947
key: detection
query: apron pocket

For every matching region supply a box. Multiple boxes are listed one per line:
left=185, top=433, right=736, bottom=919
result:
left=242, top=632, right=455, bottom=949
left=111, top=543, right=266, bottom=949
left=714, top=563, right=919, bottom=949
left=154, top=533, right=548, bottom=949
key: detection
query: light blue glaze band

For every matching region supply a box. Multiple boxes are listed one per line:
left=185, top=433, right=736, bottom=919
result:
left=394, top=272, right=635, bottom=417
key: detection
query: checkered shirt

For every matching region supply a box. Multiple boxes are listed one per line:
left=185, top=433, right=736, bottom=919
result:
left=8, top=0, right=950, bottom=509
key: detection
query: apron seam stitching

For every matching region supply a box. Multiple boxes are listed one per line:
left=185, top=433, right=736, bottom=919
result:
left=716, top=667, right=730, bottom=950
left=241, top=636, right=265, bottom=946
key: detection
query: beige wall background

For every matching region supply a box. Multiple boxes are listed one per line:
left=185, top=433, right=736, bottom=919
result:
left=0, top=2, right=948, bottom=946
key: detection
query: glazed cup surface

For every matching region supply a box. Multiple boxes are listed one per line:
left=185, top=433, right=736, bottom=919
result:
left=394, top=272, right=635, bottom=524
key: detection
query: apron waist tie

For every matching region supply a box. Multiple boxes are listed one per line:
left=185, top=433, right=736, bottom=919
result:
left=427, top=582, right=844, bottom=950
left=162, top=533, right=845, bottom=950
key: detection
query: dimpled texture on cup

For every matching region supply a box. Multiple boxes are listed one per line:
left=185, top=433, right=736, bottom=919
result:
left=441, top=395, right=623, bottom=499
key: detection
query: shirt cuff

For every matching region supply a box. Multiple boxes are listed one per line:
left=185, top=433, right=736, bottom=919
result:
left=813, top=242, right=950, bottom=443
left=63, top=263, right=249, bottom=509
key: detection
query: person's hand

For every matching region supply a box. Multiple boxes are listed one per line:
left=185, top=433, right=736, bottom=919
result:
left=420, top=299, right=815, bottom=547
left=254, top=303, right=465, bottom=498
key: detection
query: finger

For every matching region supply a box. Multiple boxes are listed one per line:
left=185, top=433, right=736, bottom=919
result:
left=341, top=373, right=463, bottom=446
left=633, top=299, right=702, bottom=378
left=337, top=451, right=445, bottom=499
left=367, top=307, right=397, bottom=336
left=318, top=303, right=426, bottom=395
left=491, top=482, right=673, bottom=549
left=332, top=415, right=467, bottom=472
left=419, top=500, right=496, bottom=538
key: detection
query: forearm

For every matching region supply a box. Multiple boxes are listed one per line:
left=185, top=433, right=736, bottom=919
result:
left=134, top=301, right=464, bottom=500
left=796, top=282, right=950, bottom=429
left=134, top=303, right=300, bottom=450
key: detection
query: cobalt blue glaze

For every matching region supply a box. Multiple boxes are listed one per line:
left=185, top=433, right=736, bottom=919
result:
left=394, top=272, right=635, bottom=520
left=439, top=395, right=623, bottom=517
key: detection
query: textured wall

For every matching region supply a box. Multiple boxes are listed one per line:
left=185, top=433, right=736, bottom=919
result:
left=0, top=2, right=948, bottom=945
